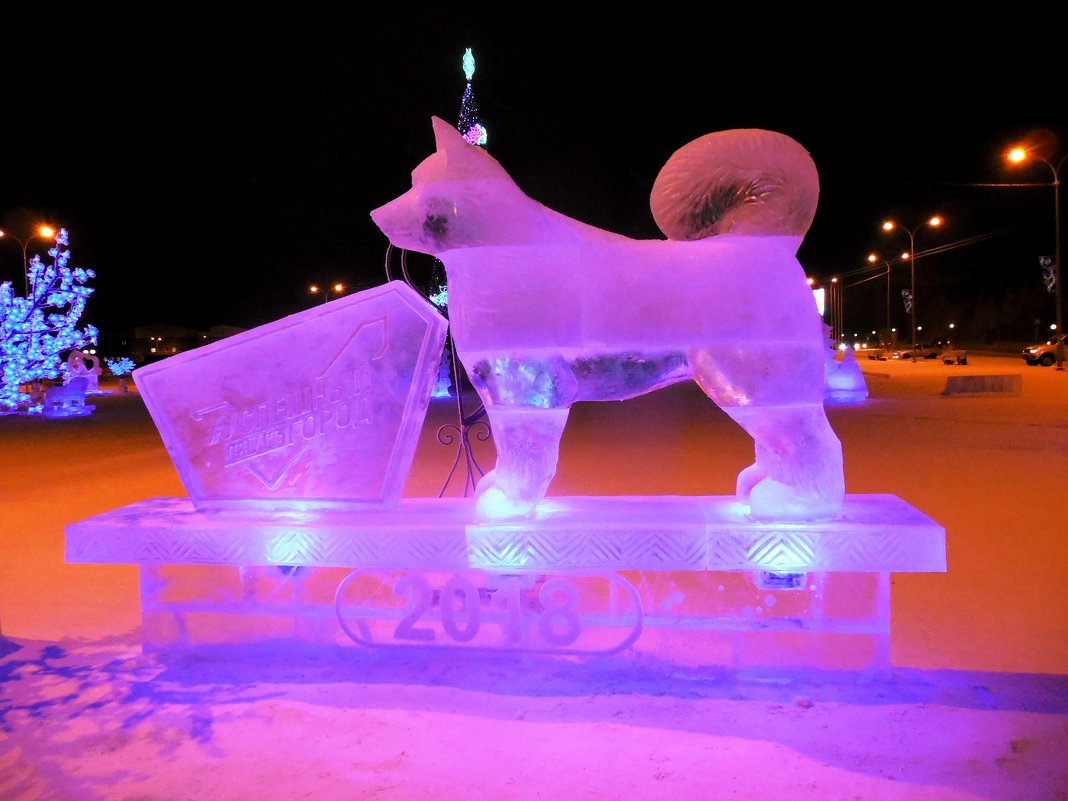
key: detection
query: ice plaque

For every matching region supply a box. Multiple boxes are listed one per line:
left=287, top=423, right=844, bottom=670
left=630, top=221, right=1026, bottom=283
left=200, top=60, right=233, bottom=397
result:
left=134, top=281, right=446, bottom=510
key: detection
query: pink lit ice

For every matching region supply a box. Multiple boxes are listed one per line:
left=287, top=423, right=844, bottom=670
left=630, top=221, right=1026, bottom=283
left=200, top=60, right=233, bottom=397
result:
left=372, top=119, right=844, bottom=522
left=133, top=281, right=446, bottom=511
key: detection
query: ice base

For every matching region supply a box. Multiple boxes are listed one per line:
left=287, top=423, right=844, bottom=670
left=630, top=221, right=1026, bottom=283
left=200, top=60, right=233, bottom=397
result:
left=66, top=495, right=945, bottom=674
left=67, top=494, right=945, bottom=573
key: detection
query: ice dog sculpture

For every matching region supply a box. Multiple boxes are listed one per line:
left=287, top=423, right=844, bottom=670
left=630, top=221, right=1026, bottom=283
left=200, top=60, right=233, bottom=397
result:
left=372, top=118, right=844, bottom=522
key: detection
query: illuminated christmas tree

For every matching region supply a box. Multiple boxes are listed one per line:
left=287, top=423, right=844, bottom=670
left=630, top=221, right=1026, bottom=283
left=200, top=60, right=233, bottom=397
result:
left=0, top=228, right=98, bottom=412
left=105, top=356, right=135, bottom=376
left=435, top=46, right=489, bottom=306
left=423, top=48, right=488, bottom=398
left=106, top=356, right=136, bottom=393
left=458, top=48, right=488, bottom=147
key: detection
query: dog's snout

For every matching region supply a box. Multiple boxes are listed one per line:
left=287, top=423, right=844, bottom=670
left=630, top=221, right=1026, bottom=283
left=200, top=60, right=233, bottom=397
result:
left=369, top=198, right=397, bottom=232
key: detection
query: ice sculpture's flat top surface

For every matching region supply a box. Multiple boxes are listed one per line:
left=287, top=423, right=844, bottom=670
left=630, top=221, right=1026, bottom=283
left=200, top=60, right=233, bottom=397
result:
left=133, top=282, right=446, bottom=510
left=66, top=494, right=945, bottom=573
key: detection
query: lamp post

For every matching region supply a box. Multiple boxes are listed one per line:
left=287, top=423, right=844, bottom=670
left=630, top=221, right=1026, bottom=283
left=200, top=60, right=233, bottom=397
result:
left=0, top=224, right=57, bottom=294
left=1008, top=146, right=1066, bottom=370
left=309, top=282, right=345, bottom=304
left=828, top=276, right=841, bottom=344
left=882, top=216, right=942, bottom=361
left=868, top=253, right=894, bottom=342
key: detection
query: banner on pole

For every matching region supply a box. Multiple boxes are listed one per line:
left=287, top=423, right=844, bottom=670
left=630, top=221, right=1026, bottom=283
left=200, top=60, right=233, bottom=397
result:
left=901, top=289, right=913, bottom=313
left=1040, top=256, right=1056, bottom=293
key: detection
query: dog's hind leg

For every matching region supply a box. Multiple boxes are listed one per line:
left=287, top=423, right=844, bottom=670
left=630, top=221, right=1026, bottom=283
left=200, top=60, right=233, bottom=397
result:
left=723, top=404, right=844, bottom=520
left=691, top=345, right=844, bottom=521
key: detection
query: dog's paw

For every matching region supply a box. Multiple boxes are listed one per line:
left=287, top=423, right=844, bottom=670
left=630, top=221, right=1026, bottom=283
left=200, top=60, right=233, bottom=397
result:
left=735, top=463, right=766, bottom=501
left=746, top=478, right=841, bottom=522
left=474, top=485, right=537, bottom=521
left=474, top=471, right=537, bottom=521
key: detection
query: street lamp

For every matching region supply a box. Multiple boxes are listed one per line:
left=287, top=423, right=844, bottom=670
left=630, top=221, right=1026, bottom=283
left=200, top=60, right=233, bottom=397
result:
left=0, top=223, right=58, bottom=294
left=309, top=282, right=345, bottom=304
left=882, top=216, right=943, bottom=360
left=868, top=253, right=894, bottom=343
left=1008, top=145, right=1066, bottom=370
left=829, top=276, right=841, bottom=344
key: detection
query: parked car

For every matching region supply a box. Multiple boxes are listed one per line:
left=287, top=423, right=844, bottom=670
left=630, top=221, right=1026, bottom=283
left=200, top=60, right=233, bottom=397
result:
left=1022, top=334, right=1068, bottom=366
left=891, top=342, right=943, bottom=360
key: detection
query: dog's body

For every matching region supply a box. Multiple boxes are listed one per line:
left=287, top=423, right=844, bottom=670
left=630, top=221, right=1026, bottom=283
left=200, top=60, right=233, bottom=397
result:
left=372, top=118, right=844, bottom=521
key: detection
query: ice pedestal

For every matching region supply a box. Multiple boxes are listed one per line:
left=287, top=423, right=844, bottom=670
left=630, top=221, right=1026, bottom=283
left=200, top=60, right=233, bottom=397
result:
left=66, top=494, right=944, bottom=672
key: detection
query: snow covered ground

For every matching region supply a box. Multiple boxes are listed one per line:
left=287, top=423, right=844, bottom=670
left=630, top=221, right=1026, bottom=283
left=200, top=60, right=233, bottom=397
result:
left=1, top=353, right=1066, bottom=800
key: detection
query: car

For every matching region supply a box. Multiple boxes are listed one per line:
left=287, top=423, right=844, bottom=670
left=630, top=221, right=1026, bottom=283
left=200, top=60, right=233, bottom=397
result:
left=1022, top=334, right=1068, bottom=366
left=891, top=342, right=943, bottom=360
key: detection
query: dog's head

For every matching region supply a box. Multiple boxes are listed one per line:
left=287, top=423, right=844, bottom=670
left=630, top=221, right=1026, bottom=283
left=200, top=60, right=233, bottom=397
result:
left=371, top=118, right=524, bottom=255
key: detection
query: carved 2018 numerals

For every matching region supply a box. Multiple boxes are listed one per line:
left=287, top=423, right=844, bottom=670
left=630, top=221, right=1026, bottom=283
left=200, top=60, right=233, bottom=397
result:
left=393, top=573, right=581, bottom=646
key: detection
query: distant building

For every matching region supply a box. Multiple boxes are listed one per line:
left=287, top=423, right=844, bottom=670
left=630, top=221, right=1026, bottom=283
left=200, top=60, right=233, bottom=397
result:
left=130, top=324, right=246, bottom=364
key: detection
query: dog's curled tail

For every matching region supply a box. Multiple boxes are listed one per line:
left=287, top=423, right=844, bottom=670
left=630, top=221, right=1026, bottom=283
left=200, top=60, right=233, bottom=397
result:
left=650, top=129, right=818, bottom=241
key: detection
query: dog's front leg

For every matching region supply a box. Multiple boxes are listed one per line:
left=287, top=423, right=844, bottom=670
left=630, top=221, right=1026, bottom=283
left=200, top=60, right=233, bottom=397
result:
left=475, top=406, right=570, bottom=520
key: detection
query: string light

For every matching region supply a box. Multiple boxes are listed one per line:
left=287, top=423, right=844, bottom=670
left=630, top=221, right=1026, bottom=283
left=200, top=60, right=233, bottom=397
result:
left=458, top=48, right=487, bottom=149
left=106, top=357, right=136, bottom=376
left=429, top=285, right=448, bottom=308
left=0, top=228, right=97, bottom=412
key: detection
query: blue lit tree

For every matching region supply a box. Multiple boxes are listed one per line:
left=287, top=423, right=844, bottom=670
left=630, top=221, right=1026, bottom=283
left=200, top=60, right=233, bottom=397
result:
left=105, top=356, right=135, bottom=376
left=0, top=228, right=97, bottom=412
left=106, top=356, right=136, bottom=393
left=425, top=47, right=488, bottom=398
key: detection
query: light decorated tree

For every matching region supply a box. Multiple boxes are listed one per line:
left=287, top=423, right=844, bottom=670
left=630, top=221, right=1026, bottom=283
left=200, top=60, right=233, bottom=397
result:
left=106, top=356, right=135, bottom=375
left=430, top=46, right=491, bottom=306
left=106, top=356, right=136, bottom=393
left=458, top=48, right=488, bottom=148
left=0, top=228, right=98, bottom=412
left=424, top=48, right=488, bottom=397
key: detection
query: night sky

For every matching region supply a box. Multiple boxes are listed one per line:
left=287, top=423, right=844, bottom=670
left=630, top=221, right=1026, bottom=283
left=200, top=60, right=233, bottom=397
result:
left=3, top=7, right=1065, bottom=349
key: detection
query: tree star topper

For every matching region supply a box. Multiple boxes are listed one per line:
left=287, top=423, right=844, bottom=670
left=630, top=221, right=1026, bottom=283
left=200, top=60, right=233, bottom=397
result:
left=463, top=48, right=475, bottom=82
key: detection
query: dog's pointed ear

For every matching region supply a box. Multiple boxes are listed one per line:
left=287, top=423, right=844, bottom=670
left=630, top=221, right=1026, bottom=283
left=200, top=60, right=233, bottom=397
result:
left=426, top=115, right=514, bottom=184
left=432, top=116, right=468, bottom=152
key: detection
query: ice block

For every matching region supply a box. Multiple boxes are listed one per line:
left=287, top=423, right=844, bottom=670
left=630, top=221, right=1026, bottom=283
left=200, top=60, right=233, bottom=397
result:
left=133, top=281, right=446, bottom=511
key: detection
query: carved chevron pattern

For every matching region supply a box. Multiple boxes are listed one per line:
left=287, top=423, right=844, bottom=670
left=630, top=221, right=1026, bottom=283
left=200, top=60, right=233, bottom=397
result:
left=746, top=533, right=818, bottom=569
left=618, top=529, right=706, bottom=568
left=69, top=524, right=470, bottom=568
left=708, top=529, right=944, bottom=571
left=265, top=528, right=469, bottom=567
left=264, top=530, right=354, bottom=564
left=68, top=496, right=945, bottom=573
left=379, top=532, right=469, bottom=567
left=468, top=526, right=706, bottom=570
left=814, top=532, right=945, bottom=570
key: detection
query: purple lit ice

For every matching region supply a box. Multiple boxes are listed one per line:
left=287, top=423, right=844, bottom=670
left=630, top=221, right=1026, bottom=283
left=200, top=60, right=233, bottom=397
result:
left=825, top=346, right=870, bottom=404
left=372, top=119, right=845, bottom=522
left=133, top=281, right=446, bottom=511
